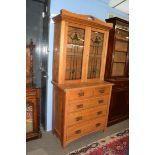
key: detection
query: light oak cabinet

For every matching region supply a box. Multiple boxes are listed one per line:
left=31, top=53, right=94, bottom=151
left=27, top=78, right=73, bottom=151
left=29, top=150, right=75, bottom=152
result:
left=52, top=10, right=113, bottom=148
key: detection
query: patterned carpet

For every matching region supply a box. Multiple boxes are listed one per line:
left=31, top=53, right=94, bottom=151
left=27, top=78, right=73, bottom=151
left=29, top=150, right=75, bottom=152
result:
left=67, top=129, right=129, bottom=155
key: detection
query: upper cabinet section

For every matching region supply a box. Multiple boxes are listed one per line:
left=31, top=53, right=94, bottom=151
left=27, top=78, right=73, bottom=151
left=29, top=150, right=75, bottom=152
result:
left=52, top=10, right=113, bottom=84
left=105, top=17, right=129, bottom=79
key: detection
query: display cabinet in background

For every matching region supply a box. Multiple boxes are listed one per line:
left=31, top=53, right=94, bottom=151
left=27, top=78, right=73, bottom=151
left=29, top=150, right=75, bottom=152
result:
left=26, top=40, right=41, bottom=141
left=105, top=17, right=129, bottom=126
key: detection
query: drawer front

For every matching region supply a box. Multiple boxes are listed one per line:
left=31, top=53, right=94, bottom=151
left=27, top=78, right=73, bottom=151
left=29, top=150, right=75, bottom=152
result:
left=69, top=96, right=109, bottom=112
left=67, top=117, right=106, bottom=139
left=68, top=88, right=93, bottom=101
left=26, top=89, right=36, bottom=97
left=68, top=105, right=107, bottom=126
left=94, top=86, right=110, bottom=97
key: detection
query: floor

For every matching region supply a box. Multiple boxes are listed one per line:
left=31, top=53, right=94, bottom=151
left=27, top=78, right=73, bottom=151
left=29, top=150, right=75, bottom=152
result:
left=27, top=119, right=129, bottom=155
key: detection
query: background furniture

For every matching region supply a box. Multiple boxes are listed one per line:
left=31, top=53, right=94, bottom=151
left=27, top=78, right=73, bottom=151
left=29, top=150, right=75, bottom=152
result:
left=26, top=40, right=41, bottom=141
left=52, top=10, right=113, bottom=148
left=105, top=17, right=129, bottom=126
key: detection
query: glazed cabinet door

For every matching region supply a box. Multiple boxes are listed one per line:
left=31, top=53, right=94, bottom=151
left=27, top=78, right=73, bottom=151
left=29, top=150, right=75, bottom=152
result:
left=65, top=25, right=86, bottom=82
left=87, top=29, right=108, bottom=81
left=64, top=26, right=109, bottom=83
left=111, top=27, right=129, bottom=77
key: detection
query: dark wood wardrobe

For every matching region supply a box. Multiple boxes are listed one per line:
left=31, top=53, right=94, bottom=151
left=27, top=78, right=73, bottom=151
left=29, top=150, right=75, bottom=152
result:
left=105, top=17, right=129, bottom=126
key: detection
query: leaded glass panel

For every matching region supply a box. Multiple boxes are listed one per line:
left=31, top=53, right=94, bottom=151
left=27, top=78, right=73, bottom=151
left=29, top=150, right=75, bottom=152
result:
left=65, top=26, right=85, bottom=80
left=87, top=31, right=104, bottom=79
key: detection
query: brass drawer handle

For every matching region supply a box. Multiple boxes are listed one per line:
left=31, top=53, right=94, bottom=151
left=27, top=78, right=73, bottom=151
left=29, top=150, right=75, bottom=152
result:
left=97, top=111, right=103, bottom=115
left=75, top=130, right=81, bottom=134
left=98, top=100, right=104, bottom=104
left=76, top=104, right=83, bottom=109
left=78, top=91, right=84, bottom=96
left=76, top=116, right=82, bottom=121
left=99, top=89, right=104, bottom=94
left=96, top=123, right=101, bottom=127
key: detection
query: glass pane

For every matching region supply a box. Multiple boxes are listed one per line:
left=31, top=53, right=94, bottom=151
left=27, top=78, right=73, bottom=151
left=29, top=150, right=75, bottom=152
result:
left=87, top=31, right=104, bottom=79
left=115, top=40, right=128, bottom=52
left=113, top=52, right=127, bottom=62
left=26, top=102, right=33, bottom=133
left=112, top=63, right=125, bottom=76
left=65, top=26, right=85, bottom=80
left=115, top=29, right=129, bottom=41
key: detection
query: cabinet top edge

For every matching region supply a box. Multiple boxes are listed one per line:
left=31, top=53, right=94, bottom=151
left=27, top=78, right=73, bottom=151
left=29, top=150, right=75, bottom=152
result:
left=52, top=81, right=114, bottom=90
left=52, top=9, right=113, bottom=30
left=106, top=17, right=129, bottom=25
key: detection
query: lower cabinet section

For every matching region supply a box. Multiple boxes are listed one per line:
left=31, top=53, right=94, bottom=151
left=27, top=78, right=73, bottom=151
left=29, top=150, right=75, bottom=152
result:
left=67, top=117, right=106, bottom=142
left=52, top=81, right=113, bottom=148
left=108, top=81, right=129, bottom=126
left=26, top=88, right=41, bottom=141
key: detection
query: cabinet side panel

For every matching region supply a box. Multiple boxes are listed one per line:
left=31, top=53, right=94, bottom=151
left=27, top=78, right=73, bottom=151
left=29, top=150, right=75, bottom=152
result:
left=52, top=22, right=61, bottom=82
left=53, top=86, right=63, bottom=138
left=104, top=29, right=115, bottom=79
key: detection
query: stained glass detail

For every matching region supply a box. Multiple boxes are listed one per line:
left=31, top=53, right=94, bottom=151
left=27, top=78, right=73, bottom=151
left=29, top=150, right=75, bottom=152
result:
left=87, top=31, right=104, bottom=79
left=65, top=26, right=85, bottom=80
left=26, top=102, right=33, bottom=133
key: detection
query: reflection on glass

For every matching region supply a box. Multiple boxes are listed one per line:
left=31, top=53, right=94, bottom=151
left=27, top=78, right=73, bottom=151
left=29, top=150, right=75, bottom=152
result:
left=112, top=63, right=125, bottom=76
left=87, top=31, right=104, bottom=79
left=113, top=52, right=127, bottom=62
left=115, top=40, right=128, bottom=52
left=65, top=26, right=85, bottom=80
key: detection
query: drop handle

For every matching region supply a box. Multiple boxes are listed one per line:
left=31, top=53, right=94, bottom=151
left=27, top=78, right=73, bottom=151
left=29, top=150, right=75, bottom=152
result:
left=98, top=100, right=104, bottom=104
left=76, top=116, right=82, bottom=121
left=75, top=130, right=81, bottom=134
left=96, top=123, right=101, bottom=127
left=97, top=111, right=103, bottom=115
left=99, top=89, right=104, bottom=94
left=76, top=104, right=83, bottom=109
left=78, top=91, right=84, bottom=96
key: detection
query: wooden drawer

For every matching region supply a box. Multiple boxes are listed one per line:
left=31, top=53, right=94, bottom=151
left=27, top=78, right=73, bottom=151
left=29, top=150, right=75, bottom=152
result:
left=94, top=86, right=110, bottom=97
left=26, top=89, right=36, bottom=97
left=68, top=105, right=107, bottom=126
left=67, top=117, right=106, bottom=140
left=69, top=96, right=109, bottom=112
left=68, top=88, right=93, bottom=101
